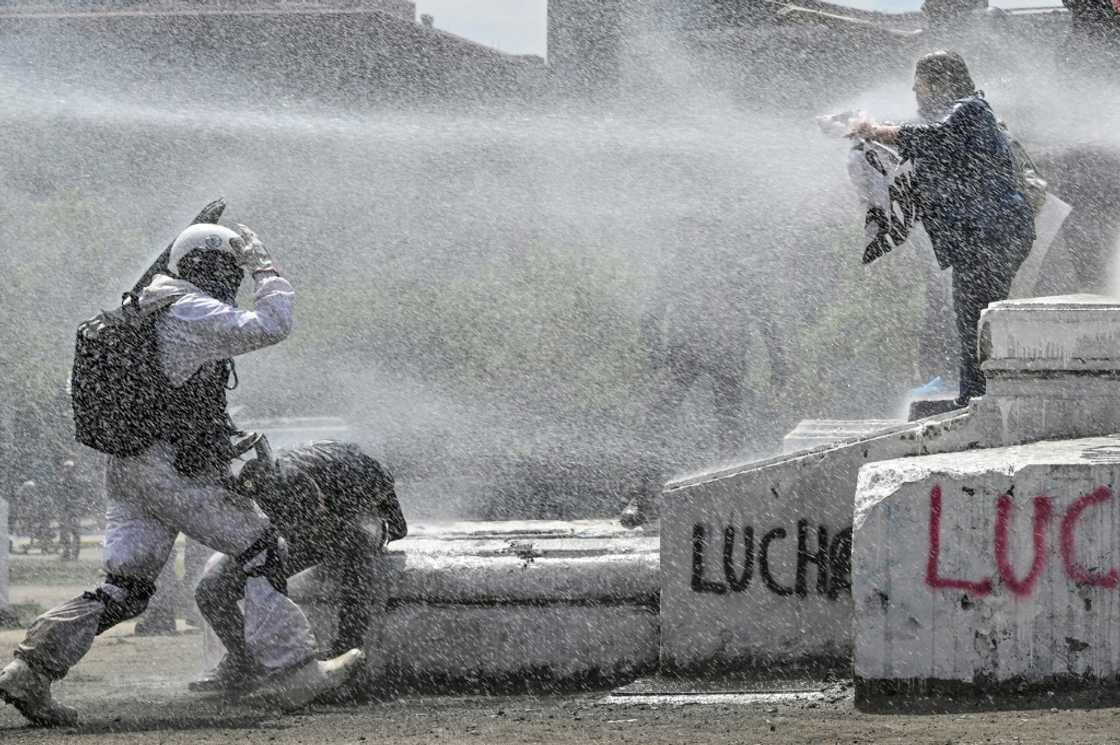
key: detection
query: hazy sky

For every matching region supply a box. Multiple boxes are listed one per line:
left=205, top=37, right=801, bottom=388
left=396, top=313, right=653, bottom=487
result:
left=417, top=0, right=1061, bottom=57
left=413, top=1, right=549, bottom=56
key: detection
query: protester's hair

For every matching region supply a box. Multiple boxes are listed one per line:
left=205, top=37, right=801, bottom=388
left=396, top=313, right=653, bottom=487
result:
left=914, top=50, right=976, bottom=101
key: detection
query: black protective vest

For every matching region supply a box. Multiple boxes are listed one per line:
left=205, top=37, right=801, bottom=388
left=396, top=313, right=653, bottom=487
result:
left=160, top=356, right=236, bottom=477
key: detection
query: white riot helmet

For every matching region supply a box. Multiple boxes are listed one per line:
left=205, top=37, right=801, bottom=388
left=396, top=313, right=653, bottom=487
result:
left=167, top=224, right=243, bottom=275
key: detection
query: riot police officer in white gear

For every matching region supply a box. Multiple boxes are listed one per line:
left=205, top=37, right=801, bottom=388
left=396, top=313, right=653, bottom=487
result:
left=0, top=222, right=364, bottom=727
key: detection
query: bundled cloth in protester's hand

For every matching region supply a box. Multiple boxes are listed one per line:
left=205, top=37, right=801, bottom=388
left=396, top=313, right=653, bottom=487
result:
left=819, top=111, right=921, bottom=265
left=848, top=139, right=920, bottom=264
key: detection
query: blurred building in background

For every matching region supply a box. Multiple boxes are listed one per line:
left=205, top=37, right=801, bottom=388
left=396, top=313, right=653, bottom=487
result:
left=545, top=0, right=1091, bottom=104
left=0, top=0, right=545, bottom=106
left=0, top=0, right=416, bottom=17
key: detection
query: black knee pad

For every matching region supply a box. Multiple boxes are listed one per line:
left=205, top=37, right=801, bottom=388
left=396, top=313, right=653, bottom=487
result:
left=84, top=574, right=158, bottom=635
left=237, top=528, right=288, bottom=595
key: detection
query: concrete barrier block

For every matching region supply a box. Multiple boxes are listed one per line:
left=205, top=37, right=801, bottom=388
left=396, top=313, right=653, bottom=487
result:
left=854, top=436, right=1120, bottom=691
left=659, top=409, right=979, bottom=672
left=394, top=552, right=657, bottom=605
left=381, top=604, right=659, bottom=686
left=981, top=294, right=1120, bottom=363
left=977, top=296, right=1120, bottom=445
left=215, top=520, right=660, bottom=688
left=661, top=294, right=1120, bottom=675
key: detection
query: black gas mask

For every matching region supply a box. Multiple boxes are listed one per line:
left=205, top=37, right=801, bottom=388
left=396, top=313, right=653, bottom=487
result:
left=178, top=248, right=244, bottom=305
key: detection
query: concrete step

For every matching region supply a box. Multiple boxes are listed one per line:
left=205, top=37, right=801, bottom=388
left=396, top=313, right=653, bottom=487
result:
left=207, top=519, right=661, bottom=690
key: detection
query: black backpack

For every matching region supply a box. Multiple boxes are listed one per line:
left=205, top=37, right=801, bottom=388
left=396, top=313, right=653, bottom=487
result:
left=71, top=293, right=174, bottom=457
left=72, top=198, right=226, bottom=457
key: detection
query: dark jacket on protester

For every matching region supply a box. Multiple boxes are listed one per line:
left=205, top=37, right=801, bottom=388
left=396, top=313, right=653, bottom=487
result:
left=898, top=94, right=1036, bottom=270
left=238, top=440, right=405, bottom=654
left=252, top=440, right=407, bottom=557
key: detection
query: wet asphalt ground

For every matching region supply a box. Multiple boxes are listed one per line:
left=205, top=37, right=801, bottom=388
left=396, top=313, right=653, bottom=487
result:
left=6, top=540, right=1120, bottom=743
left=4, top=619, right=1120, bottom=743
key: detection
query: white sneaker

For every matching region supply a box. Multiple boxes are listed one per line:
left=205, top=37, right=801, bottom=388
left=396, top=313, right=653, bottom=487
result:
left=243, top=649, right=366, bottom=711
left=0, top=659, right=79, bottom=727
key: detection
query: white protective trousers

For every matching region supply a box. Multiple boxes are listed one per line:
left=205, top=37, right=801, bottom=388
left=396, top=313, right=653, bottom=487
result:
left=16, top=443, right=316, bottom=678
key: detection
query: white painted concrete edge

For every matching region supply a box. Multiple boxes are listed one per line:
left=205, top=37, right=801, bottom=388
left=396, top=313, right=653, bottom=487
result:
left=665, top=406, right=977, bottom=494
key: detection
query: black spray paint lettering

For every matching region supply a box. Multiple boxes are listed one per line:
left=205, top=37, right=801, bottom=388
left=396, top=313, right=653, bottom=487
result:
left=691, top=522, right=853, bottom=599
left=722, top=525, right=754, bottom=592
left=760, top=527, right=792, bottom=596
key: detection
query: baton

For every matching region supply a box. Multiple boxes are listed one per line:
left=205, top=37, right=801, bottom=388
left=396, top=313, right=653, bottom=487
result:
left=128, top=198, right=226, bottom=296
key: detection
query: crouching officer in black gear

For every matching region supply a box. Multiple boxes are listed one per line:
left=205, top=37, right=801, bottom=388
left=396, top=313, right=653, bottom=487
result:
left=191, top=440, right=406, bottom=693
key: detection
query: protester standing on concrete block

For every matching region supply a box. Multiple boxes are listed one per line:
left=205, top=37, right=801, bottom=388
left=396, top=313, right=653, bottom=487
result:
left=851, top=51, right=1035, bottom=407
left=192, top=440, right=405, bottom=693
left=0, top=222, right=364, bottom=727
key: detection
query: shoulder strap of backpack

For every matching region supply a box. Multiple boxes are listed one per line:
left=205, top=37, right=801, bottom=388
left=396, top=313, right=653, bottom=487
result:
left=120, top=291, right=181, bottom=325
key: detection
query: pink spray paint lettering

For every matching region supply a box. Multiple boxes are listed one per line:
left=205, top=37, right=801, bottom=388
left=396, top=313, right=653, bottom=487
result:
left=1060, top=486, right=1119, bottom=589
left=926, top=485, right=1119, bottom=598
left=994, top=494, right=1050, bottom=598
left=926, top=484, right=993, bottom=596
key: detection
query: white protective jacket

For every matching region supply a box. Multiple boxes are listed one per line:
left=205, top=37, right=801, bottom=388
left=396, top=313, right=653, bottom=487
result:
left=138, top=273, right=295, bottom=386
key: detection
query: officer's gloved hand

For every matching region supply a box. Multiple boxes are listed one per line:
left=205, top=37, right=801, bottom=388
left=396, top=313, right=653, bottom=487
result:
left=234, top=224, right=279, bottom=276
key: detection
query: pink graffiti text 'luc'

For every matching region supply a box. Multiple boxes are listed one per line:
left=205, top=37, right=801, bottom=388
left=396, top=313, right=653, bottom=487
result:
left=925, top=485, right=1119, bottom=598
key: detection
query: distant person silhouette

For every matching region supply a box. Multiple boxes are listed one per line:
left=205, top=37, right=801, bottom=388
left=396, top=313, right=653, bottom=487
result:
left=623, top=215, right=788, bottom=528
left=54, top=459, right=82, bottom=562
